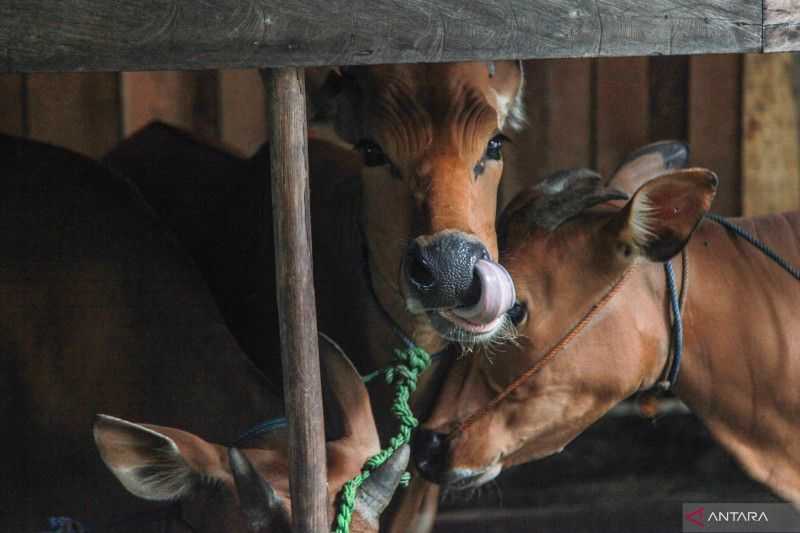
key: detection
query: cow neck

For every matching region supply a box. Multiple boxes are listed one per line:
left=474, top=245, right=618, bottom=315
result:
left=648, top=249, right=688, bottom=393
left=668, top=215, right=800, bottom=502
left=658, top=214, right=800, bottom=398
left=356, top=215, right=433, bottom=353
left=450, top=263, right=638, bottom=439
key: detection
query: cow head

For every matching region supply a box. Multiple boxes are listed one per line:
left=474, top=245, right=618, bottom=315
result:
left=413, top=144, right=717, bottom=488
left=94, top=340, right=409, bottom=532
left=325, top=62, right=524, bottom=349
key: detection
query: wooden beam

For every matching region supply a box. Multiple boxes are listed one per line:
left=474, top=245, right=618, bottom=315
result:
left=265, top=67, right=327, bottom=533
left=0, top=1, right=760, bottom=72
left=742, top=53, right=800, bottom=216
left=765, top=0, right=800, bottom=52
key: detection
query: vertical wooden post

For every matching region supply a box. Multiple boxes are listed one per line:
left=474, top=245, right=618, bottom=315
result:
left=265, top=67, right=328, bottom=533
left=742, top=53, right=800, bottom=216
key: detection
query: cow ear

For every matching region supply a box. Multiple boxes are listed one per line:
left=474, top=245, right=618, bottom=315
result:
left=228, top=448, right=291, bottom=533
left=93, top=414, right=231, bottom=501
left=306, top=67, right=344, bottom=125
left=323, top=66, right=364, bottom=146
left=319, top=334, right=380, bottom=457
left=498, top=168, right=627, bottom=249
left=608, top=140, right=690, bottom=195
left=489, top=60, right=526, bottom=131
left=610, top=168, right=717, bottom=262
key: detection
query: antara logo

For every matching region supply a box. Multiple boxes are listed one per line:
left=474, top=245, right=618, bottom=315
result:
left=685, top=506, right=705, bottom=527
left=708, top=511, right=769, bottom=523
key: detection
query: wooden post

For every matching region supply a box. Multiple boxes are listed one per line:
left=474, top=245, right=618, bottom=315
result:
left=265, top=67, right=328, bottom=533
left=742, top=53, right=800, bottom=216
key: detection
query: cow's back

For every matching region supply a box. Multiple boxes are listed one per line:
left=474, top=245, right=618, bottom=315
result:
left=0, top=135, right=275, bottom=531
left=102, top=124, right=377, bottom=382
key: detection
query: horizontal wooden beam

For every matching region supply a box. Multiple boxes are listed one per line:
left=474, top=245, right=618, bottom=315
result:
left=765, top=0, right=800, bottom=52
left=0, top=1, right=761, bottom=72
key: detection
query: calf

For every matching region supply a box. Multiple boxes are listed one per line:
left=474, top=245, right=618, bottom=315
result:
left=105, top=61, right=528, bottom=530
left=322, top=62, right=523, bottom=349
left=0, top=135, right=406, bottom=532
left=416, top=153, right=800, bottom=504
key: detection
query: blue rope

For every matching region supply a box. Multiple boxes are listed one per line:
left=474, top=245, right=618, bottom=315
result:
left=663, top=261, right=684, bottom=388
left=236, top=417, right=289, bottom=444
left=705, top=213, right=800, bottom=280
left=658, top=213, right=800, bottom=391
left=46, top=517, right=90, bottom=532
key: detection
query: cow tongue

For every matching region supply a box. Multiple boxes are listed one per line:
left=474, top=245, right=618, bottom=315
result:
left=451, top=260, right=516, bottom=325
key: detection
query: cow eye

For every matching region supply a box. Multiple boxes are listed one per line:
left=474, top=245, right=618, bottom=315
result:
left=508, top=301, right=527, bottom=325
left=486, top=134, right=509, bottom=161
left=355, top=140, right=389, bottom=167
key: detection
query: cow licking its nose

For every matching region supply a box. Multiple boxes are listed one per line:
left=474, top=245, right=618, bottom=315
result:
left=403, top=231, right=516, bottom=342
left=406, top=232, right=489, bottom=309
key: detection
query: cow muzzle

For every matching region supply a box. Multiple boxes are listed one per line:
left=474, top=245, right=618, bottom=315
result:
left=412, top=428, right=501, bottom=489
left=403, top=232, right=515, bottom=343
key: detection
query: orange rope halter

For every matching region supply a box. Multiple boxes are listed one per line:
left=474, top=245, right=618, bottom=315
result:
left=450, top=264, right=637, bottom=439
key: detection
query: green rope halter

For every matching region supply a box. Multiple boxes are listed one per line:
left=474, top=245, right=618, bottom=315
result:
left=331, top=344, right=432, bottom=533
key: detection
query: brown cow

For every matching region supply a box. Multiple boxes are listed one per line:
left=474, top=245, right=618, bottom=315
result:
left=103, top=123, right=446, bottom=532
left=416, top=155, right=800, bottom=504
left=105, top=60, right=526, bottom=529
left=322, top=62, right=523, bottom=349
left=0, top=135, right=406, bottom=532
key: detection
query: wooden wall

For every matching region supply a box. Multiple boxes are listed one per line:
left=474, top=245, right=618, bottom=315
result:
left=503, top=53, right=800, bottom=217
left=0, top=69, right=267, bottom=159
left=0, top=55, right=798, bottom=217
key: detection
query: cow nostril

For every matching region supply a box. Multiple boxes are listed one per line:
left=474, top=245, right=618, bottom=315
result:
left=412, top=428, right=449, bottom=484
left=461, top=246, right=491, bottom=307
left=408, top=249, right=436, bottom=290
left=463, top=269, right=482, bottom=307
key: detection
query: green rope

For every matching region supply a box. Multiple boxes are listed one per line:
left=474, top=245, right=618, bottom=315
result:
left=331, top=345, right=431, bottom=533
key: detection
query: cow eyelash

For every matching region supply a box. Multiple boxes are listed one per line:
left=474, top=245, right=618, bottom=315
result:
left=354, top=139, right=389, bottom=167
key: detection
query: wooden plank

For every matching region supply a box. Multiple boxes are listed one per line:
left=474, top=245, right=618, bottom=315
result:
left=545, top=58, right=593, bottom=171
left=649, top=56, right=688, bottom=141
left=26, top=72, right=120, bottom=158
left=742, top=53, right=800, bottom=216
left=0, top=74, right=24, bottom=135
left=765, top=0, right=800, bottom=52
left=122, top=71, right=218, bottom=139
left=265, top=67, right=327, bottom=533
left=689, top=54, right=742, bottom=216
left=500, top=60, right=549, bottom=207
left=0, top=1, right=761, bottom=72
left=501, top=58, right=592, bottom=207
left=594, top=57, right=650, bottom=177
left=219, top=69, right=266, bottom=155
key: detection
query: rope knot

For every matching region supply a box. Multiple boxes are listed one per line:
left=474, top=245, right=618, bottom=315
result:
left=332, top=344, right=432, bottom=532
